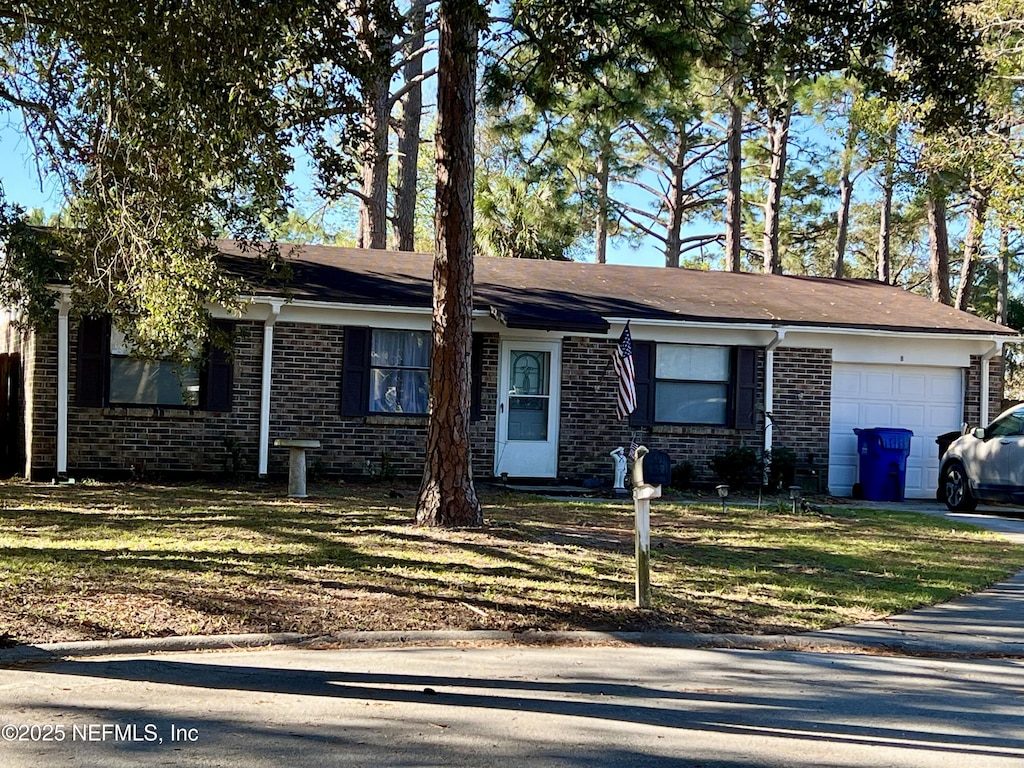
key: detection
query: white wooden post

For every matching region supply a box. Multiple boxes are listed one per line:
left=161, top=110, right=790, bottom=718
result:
left=633, top=484, right=660, bottom=608
left=630, top=445, right=660, bottom=609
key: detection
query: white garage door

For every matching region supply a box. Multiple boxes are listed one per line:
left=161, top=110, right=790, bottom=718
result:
left=829, top=364, right=964, bottom=499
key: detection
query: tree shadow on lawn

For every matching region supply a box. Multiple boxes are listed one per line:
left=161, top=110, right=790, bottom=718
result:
left=1, top=482, right=1020, bottom=642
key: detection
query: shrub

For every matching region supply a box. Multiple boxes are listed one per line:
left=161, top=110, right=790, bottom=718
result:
left=671, top=461, right=696, bottom=491
left=765, top=446, right=797, bottom=491
left=712, top=446, right=759, bottom=489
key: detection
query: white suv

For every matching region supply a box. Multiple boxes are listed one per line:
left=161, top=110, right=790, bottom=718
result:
left=939, top=404, right=1024, bottom=511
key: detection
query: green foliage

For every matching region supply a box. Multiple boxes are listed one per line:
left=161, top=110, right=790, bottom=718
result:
left=0, top=208, right=65, bottom=329
left=670, top=461, right=696, bottom=491
left=0, top=0, right=366, bottom=358
left=475, top=172, right=582, bottom=260
left=367, top=451, right=397, bottom=483
left=221, top=437, right=244, bottom=481
left=765, top=446, right=797, bottom=492
left=712, top=446, right=759, bottom=489
left=744, top=0, right=987, bottom=132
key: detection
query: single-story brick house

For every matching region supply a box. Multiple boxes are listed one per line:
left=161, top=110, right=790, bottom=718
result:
left=0, top=242, right=1017, bottom=497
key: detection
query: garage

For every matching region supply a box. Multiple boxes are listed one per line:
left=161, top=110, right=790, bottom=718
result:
left=829, top=364, right=964, bottom=499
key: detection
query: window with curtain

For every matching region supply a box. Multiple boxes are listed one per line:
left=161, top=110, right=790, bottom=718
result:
left=108, top=327, right=201, bottom=407
left=654, top=344, right=730, bottom=425
left=369, top=329, right=430, bottom=414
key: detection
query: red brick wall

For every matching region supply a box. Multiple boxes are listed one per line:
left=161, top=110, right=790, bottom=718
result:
left=21, top=315, right=1008, bottom=487
left=964, top=353, right=1005, bottom=427
left=558, top=336, right=766, bottom=485
left=64, top=319, right=263, bottom=478
left=56, top=320, right=501, bottom=481
left=771, top=347, right=832, bottom=470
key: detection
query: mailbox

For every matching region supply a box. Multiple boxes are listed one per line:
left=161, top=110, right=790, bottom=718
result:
left=637, top=449, right=672, bottom=486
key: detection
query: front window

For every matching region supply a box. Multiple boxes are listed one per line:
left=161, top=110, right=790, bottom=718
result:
left=370, top=329, right=430, bottom=414
left=109, top=327, right=200, bottom=407
left=654, top=344, right=729, bottom=425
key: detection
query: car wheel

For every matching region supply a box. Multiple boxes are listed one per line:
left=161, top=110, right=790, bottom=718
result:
left=943, top=462, right=978, bottom=512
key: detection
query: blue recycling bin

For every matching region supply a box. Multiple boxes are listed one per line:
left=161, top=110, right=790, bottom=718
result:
left=854, top=428, right=914, bottom=502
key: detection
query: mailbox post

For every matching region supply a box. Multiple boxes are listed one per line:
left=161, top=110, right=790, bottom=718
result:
left=631, top=446, right=670, bottom=609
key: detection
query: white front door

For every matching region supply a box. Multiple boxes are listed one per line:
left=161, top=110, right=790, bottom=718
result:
left=495, top=340, right=561, bottom=478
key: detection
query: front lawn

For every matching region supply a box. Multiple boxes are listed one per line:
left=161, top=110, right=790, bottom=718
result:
left=0, top=480, right=1021, bottom=644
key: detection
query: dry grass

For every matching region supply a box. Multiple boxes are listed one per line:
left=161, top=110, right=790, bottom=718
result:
left=0, top=480, right=1021, bottom=645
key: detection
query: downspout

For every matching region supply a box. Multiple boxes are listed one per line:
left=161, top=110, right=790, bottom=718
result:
left=763, top=329, right=787, bottom=458
left=980, top=340, right=1003, bottom=427
left=56, top=289, right=71, bottom=478
left=258, top=301, right=283, bottom=477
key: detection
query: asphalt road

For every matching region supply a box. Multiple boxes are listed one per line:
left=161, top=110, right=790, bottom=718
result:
left=1, top=643, right=1023, bottom=767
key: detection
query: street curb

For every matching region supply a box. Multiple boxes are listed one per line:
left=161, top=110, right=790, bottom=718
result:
left=0, top=632, right=314, bottom=664
left=4, top=628, right=1024, bottom=665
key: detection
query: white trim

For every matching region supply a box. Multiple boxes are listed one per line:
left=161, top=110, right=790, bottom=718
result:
left=56, top=290, right=71, bottom=476
left=237, top=295, right=435, bottom=316
left=981, top=341, right=1003, bottom=426
left=605, top=317, right=1018, bottom=345
left=763, top=330, right=787, bottom=460
left=494, top=339, right=562, bottom=478
left=258, top=301, right=283, bottom=477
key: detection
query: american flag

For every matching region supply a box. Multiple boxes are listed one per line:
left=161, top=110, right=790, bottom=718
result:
left=613, top=322, right=637, bottom=421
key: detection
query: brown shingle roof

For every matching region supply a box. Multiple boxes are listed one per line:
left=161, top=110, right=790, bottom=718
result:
left=218, top=242, right=1014, bottom=336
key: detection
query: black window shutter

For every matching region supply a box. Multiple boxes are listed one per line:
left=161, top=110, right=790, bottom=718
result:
left=75, top=316, right=110, bottom=407
left=470, top=332, right=484, bottom=422
left=341, top=327, right=370, bottom=416
left=629, top=340, right=655, bottom=427
left=201, top=320, right=235, bottom=412
left=732, top=346, right=758, bottom=430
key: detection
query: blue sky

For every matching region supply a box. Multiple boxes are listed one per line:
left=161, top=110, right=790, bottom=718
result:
left=0, top=118, right=666, bottom=268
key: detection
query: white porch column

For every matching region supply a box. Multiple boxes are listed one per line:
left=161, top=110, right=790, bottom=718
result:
left=258, top=301, right=282, bottom=477
left=56, top=290, right=71, bottom=476
left=763, top=329, right=786, bottom=457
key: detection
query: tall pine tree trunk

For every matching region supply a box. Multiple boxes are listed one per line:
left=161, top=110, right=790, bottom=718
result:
left=877, top=164, right=893, bottom=284
left=416, top=0, right=482, bottom=527
left=998, top=226, right=1010, bottom=326
left=927, top=173, right=951, bottom=305
left=832, top=112, right=857, bottom=278
left=724, top=74, right=743, bottom=273
left=762, top=104, right=790, bottom=275
left=356, top=10, right=391, bottom=250
left=664, top=132, right=687, bottom=268
left=954, top=181, right=989, bottom=311
left=393, top=0, right=426, bottom=251
left=594, top=133, right=611, bottom=264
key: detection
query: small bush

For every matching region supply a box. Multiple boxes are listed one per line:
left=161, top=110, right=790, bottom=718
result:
left=222, top=437, right=244, bottom=480
left=712, top=446, right=759, bottom=489
left=671, top=461, right=696, bottom=491
left=765, top=446, right=797, bottom=491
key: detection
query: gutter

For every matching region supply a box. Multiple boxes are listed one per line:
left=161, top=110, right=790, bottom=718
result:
left=55, top=289, right=71, bottom=478
left=763, top=329, right=787, bottom=459
left=258, top=300, right=283, bottom=477
left=605, top=316, right=1016, bottom=343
